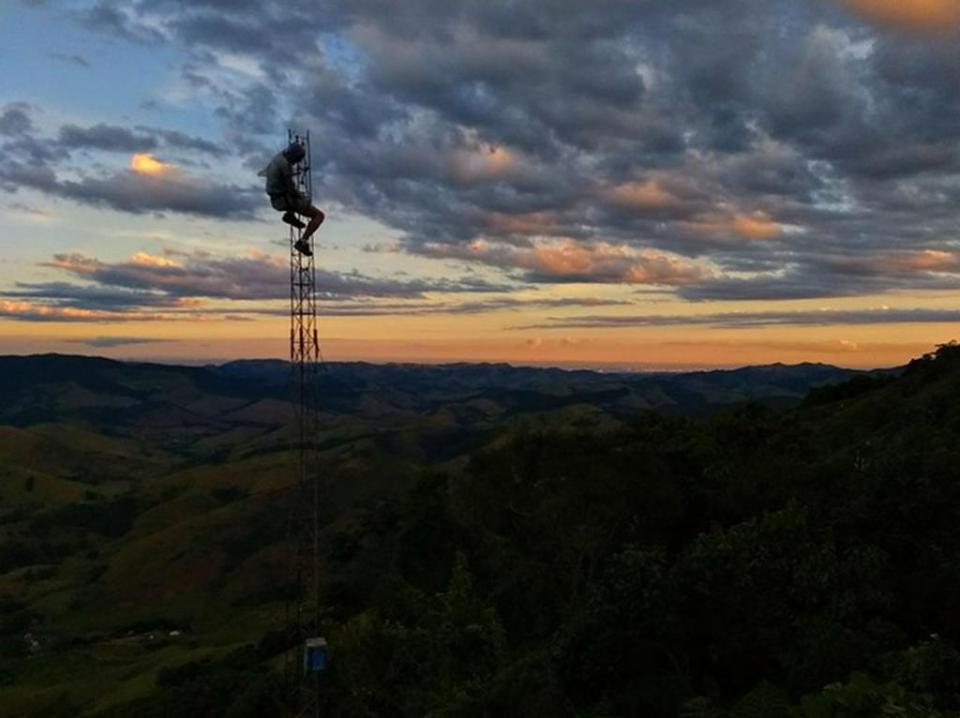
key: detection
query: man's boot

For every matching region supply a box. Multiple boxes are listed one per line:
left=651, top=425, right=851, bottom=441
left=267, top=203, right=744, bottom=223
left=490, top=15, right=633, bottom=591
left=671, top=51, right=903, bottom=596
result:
left=294, top=238, right=313, bottom=257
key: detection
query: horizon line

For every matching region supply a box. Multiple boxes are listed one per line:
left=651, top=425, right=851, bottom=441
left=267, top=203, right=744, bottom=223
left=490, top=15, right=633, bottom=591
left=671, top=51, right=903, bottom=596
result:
left=0, top=350, right=911, bottom=375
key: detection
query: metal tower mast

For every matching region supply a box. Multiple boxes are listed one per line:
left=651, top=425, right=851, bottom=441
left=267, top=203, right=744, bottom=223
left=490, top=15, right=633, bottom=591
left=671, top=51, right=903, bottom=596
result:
left=285, top=129, right=323, bottom=718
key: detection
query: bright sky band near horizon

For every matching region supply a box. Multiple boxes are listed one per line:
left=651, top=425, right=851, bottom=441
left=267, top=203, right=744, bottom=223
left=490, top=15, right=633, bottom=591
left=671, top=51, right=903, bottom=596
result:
left=3, top=0, right=960, bottom=370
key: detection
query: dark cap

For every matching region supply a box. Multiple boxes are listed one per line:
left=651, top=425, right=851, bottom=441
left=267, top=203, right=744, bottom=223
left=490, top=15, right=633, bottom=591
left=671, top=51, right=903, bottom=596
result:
left=283, top=143, right=306, bottom=164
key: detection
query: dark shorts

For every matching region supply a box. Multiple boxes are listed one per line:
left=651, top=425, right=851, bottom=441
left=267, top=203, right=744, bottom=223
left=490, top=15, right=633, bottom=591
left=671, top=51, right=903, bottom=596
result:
left=270, top=193, right=312, bottom=214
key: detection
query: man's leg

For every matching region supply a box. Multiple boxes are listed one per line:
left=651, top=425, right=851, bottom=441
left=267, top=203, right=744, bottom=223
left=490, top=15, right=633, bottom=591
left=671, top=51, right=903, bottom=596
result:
left=282, top=211, right=306, bottom=230
left=301, top=205, right=326, bottom=242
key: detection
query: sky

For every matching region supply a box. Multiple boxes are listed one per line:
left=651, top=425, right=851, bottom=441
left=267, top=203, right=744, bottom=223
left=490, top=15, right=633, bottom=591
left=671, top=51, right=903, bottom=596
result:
left=2, top=0, right=960, bottom=370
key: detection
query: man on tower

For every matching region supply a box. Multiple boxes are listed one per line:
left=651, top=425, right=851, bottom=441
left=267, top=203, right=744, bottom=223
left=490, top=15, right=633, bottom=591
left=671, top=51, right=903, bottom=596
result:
left=260, top=143, right=325, bottom=256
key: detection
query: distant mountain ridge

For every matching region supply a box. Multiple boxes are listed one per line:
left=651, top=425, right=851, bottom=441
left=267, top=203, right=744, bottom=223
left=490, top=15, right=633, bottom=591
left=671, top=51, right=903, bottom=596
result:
left=0, top=354, right=877, bottom=430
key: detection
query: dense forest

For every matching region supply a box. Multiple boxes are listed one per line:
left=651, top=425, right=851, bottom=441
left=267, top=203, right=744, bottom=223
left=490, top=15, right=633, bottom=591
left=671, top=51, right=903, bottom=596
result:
left=4, top=347, right=960, bottom=716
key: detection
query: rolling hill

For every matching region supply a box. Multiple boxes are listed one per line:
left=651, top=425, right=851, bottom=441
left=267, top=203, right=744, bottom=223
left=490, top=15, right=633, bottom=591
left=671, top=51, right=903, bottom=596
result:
left=2, top=350, right=942, bottom=717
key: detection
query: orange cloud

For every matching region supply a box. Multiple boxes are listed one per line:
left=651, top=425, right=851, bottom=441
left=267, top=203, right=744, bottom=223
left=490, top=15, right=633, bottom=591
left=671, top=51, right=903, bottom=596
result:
left=129, top=252, right=182, bottom=268
left=607, top=180, right=680, bottom=212
left=45, top=254, right=100, bottom=275
left=130, top=153, right=172, bottom=176
left=529, top=241, right=602, bottom=275
left=840, top=0, right=960, bottom=31
left=684, top=212, right=784, bottom=240
left=732, top=213, right=783, bottom=240
left=486, top=211, right=559, bottom=236
left=879, top=249, right=960, bottom=273
left=452, top=145, right=519, bottom=183
left=897, top=249, right=960, bottom=271
left=461, top=238, right=711, bottom=285
left=0, top=299, right=167, bottom=322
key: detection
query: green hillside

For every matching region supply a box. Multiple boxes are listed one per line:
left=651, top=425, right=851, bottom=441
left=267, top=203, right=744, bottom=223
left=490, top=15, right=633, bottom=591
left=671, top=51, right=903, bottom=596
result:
left=3, top=349, right=959, bottom=716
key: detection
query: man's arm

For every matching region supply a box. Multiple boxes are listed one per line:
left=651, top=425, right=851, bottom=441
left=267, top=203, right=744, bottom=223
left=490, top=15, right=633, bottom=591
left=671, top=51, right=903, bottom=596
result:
left=281, top=162, right=299, bottom=197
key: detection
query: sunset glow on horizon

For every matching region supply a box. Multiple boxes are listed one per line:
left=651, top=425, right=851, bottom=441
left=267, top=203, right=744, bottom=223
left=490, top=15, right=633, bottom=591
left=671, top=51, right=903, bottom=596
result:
left=3, top=1, right=960, bottom=370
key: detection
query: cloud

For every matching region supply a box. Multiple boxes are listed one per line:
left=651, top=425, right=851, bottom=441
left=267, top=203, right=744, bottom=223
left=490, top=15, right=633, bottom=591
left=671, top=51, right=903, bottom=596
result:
left=130, top=153, right=172, bottom=175
left=839, top=0, right=960, bottom=31
left=681, top=212, right=785, bottom=241
left=822, top=250, right=960, bottom=277
left=49, top=52, right=91, bottom=67
left=62, top=167, right=255, bottom=217
left=420, top=239, right=713, bottom=286
left=3, top=246, right=651, bottom=323
left=80, top=1, right=167, bottom=43
left=11, top=0, right=960, bottom=304
left=44, top=251, right=292, bottom=302
left=66, top=336, right=170, bottom=348
left=59, top=123, right=157, bottom=152
left=314, top=296, right=631, bottom=317
left=518, top=307, right=960, bottom=330
left=6, top=201, right=48, bottom=217
left=60, top=123, right=157, bottom=152
left=134, top=126, right=224, bottom=154
left=606, top=180, right=684, bottom=214
left=44, top=251, right=512, bottom=302
left=57, top=122, right=224, bottom=156
left=0, top=299, right=169, bottom=323
left=5, top=280, right=187, bottom=311
left=0, top=107, right=241, bottom=217
left=0, top=157, right=258, bottom=218
left=0, top=250, right=519, bottom=323
left=0, top=103, right=34, bottom=136
left=676, top=248, right=960, bottom=301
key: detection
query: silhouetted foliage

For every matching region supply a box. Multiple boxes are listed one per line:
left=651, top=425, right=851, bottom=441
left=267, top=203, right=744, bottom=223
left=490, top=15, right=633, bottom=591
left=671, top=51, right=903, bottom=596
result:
left=31, top=496, right=137, bottom=538
left=13, top=348, right=960, bottom=716
left=289, top=346, right=960, bottom=715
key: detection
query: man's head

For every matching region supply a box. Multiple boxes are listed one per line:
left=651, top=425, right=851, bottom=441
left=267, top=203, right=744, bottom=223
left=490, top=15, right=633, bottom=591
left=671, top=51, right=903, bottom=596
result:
left=283, top=143, right=306, bottom=164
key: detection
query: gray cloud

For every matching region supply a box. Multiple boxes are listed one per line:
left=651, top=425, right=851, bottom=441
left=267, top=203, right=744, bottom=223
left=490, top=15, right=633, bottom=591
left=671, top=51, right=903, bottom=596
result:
left=135, top=126, right=225, bottom=154
left=57, top=122, right=225, bottom=156
left=49, top=52, right=91, bottom=68
left=0, top=154, right=258, bottom=218
left=0, top=103, right=34, bottom=136
left=7, top=201, right=47, bottom=215
left=5, top=281, right=185, bottom=311
left=0, top=302, right=168, bottom=323
left=25, top=0, right=960, bottom=303
left=0, top=104, right=238, bottom=217
left=0, top=161, right=58, bottom=192
left=518, top=308, right=960, bottom=330
left=80, top=1, right=167, bottom=43
left=59, top=123, right=157, bottom=152
left=417, top=239, right=712, bottom=286
left=0, top=250, right=516, bottom=325
left=66, top=336, right=170, bottom=348
left=677, top=249, right=960, bottom=301
left=0, top=106, right=237, bottom=217
left=41, top=252, right=300, bottom=302
left=56, top=171, right=257, bottom=217
left=3, top=247, right=623, bottom=322
left=313, top=296, right=632, bottom=317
